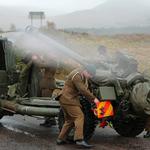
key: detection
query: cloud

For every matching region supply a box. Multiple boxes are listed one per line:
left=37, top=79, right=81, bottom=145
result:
left=0, top=0, right=106, bottom=12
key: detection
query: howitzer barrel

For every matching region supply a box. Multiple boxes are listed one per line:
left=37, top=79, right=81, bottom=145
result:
left=17, top=105, right=59, bottom=116
left=0, top=100, right=59, bottom=117
left=18, top=98, right=60, bottom=108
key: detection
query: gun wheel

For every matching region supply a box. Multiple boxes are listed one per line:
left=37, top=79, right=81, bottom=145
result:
left=113, top=115, right=146, bottom=137
left=58, top=97, right=97, bottom=141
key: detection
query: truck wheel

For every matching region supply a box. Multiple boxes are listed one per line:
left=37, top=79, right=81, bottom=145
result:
left=113, top=116, right=146, bottom=137
left=58, top=97, right=97, bottom=141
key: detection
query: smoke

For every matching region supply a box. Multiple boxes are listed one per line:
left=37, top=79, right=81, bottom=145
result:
left=6, top=27, right=87, bottom=69
left=5, top=27, right=139, bottom=80
left=111, top=51, right=138, bottom=77
left=92, top=50, right=139, bottom=79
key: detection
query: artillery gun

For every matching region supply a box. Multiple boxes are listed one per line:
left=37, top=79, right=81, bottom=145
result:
left=0, top=36, right=150, bottom=141
left=58, top=52, right=150, bottom=140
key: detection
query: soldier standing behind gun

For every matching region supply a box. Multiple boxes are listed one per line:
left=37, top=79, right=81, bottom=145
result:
left=92, top=45, right=124, bottom=96
left=7, top=51, right=45, bottom=98
left=56, top=64, right=99, bottom=148
left=15, top=54, right=40, bottom=97
left=40, top=54, right=58, bottom=127
left=96, top=45, right=113, bottom=70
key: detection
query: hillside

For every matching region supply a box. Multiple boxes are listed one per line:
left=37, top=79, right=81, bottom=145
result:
left=46, top=30, right=150, bottom=74
left=51, top=0, right=150, bottom=28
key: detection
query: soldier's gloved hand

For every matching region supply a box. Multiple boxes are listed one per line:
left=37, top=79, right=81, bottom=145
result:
left=94, top=98, right=99, bottom=104
left=32, top=55, right=38, bottom=61
left=91, top=98, right=99, bottom=109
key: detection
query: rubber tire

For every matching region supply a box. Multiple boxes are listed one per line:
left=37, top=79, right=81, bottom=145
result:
left=58, top=97, right=97, bottom=141
left=113, top=116, right=146, bottom=137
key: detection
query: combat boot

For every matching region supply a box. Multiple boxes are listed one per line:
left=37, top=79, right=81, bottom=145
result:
left=76, top=140, right=94, bottom=148
left=40, top=117, right=56, bottom=127
left=56, top=139, right=67, bottom=145
left=144, top=131, right=150, bottom=138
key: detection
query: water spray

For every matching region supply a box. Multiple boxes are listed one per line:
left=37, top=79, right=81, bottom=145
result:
left=13, top=26, right=87, bottom=68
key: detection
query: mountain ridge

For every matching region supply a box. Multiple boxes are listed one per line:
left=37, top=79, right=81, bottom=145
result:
left=50, top=0, right=150, bottom=28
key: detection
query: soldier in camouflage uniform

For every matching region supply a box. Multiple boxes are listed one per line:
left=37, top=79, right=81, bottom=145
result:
left=8, top=53, right=41, bottom=97
left=14, top=53, right=58, bottom=127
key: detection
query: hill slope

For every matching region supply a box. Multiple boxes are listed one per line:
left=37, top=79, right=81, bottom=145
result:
left=51, top=0, right=150, bottom=28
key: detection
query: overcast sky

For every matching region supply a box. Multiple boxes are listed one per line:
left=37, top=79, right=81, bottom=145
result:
left=1, top=0, right=150, bottom=30
left=0, top=0, right=107, bottom=15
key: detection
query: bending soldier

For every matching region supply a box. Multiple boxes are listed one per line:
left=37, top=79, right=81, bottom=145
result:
left=56, top=64, right=99, bottom=148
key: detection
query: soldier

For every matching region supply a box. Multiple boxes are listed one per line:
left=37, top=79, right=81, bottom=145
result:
left=39, top=54, right=58, bottom=127
left=7, top=52, right=43, bottom=99
left=85, top=45, right=112, bottom=71
left=56, top=64, right=99, bottom=148
left=97, top=45, right=108, bottom=61
left=39, top=55, right=57, bottom=97
left=96, top=45, right=112, bottom=70
left=112, top=51, right=138, bottom=78
left=15, top=53, right=39, bottom=97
